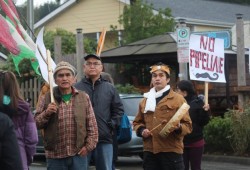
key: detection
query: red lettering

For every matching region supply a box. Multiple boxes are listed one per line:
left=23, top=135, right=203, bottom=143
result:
left=200, top=36, right=215, bottom=52
left=201, top=52, right=207, bottom=70
left=196, top=51, right=201, bottom=68
left=208, top=38, right=215, bottom=52
left=219, top=58, right=224, bottom=73
left=212, top=55, right=218, bottom=72
left=190, top=49, right=224, bottom=73
left=190, top=49, right=194, bottom=66
left=200, top=36, right=208, bottom=50
left=208, top=55, right=213, bottom=71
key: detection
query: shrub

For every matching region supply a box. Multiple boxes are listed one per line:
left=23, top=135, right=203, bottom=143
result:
left=115, top=84, right=141, bottom=94
left=204, top=105, right=250, bottom=156
left=203, top=114, right=233, bottom=153
left=226, top=107, right=250, bottom=155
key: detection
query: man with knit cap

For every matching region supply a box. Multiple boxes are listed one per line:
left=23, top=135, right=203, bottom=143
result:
left=35, top=61, right=98, bottom=170
left=133, top=62, right=192, bottom=170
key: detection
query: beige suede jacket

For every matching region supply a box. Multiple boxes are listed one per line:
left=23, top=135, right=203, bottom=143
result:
left=133, top=89, right=192, bottom=154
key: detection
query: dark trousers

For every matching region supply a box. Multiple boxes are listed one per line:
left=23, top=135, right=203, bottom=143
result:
left=183, top=146, right=204, bottom=170
left=112, top=129, right=118, bottom=170
left=143, top=151, right=184, bottom=170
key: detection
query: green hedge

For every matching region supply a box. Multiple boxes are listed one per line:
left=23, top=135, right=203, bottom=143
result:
left=115, top=84, right=141, bottom=94
left=204, top=114, right=233, bottom=153
left=204, top=107, right=250, bottom=156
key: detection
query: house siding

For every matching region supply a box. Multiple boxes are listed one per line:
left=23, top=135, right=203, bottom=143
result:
left=44, top=0, right=125, bottom=33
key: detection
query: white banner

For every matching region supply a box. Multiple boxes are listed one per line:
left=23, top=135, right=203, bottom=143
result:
left=35, top=27, right=56, bottom=86
left=189, top=34, right=226, bottom=83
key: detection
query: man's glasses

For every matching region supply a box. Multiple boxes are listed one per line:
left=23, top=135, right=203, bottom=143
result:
left=85, top=62, right=102, bottom=67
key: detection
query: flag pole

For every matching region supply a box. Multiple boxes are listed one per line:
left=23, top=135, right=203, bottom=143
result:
left=96, top=28, right=106, bottom=56
left=37, top=45, right=47, bottom=64
left=46, top=50, right=55, bottom=103
left=204, top=82, right=209, bottom=105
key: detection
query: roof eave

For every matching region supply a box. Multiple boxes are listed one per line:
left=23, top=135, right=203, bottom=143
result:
left=175, top=17, right=234, bottom=28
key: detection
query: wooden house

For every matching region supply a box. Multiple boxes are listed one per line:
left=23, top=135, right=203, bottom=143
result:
left=34, top=0, right=250, bottom=50
left=33, top=0, right=250, bottom=114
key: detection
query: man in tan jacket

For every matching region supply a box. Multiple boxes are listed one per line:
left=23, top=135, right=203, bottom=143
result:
left=133, top=62, right=192, bottom=170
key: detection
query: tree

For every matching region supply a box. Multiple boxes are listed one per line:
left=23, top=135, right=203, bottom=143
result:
left=16, top=1, right=60, bottom=24
left=118, top=0, right=175, bottom=45
left=43, top=28, right=97, bottom=56
left=34, top=2, right=60, bottom=23
left=1, top=28, right=97, bottom=81
left=16, top=1, right=60, bottom=29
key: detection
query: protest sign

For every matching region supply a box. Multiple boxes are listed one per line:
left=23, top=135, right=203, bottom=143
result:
left=189, top=34, right=226, bottom=83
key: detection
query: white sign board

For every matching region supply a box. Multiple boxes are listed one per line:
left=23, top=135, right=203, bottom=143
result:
left=177, top=47, right=189, bottom=63
left=189, top=34, right=226, bottom=83
left=177, top=27, right=190, bottom=48
left=177, top=27, right=190, bottom=63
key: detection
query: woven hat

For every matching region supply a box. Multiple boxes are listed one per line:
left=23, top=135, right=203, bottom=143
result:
left=53, top=61, right=76, bottom=78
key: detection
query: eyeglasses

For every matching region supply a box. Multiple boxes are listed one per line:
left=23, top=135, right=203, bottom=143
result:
left=85, top=62, right=102, bottom=67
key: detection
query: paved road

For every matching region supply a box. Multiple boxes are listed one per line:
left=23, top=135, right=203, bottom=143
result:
left=31, top=156, right=250, bottom=170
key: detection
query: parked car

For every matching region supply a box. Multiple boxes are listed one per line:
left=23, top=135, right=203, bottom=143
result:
left=34, top=94, right=144, bottom=158
left=118, top=94, right=143, bottom=158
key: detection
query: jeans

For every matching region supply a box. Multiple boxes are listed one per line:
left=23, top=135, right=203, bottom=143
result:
left=88, top=143, right=113, bottom=170
left=47, top=155, right=88, bottom=170
left=143, top=151, right=184, bottom=170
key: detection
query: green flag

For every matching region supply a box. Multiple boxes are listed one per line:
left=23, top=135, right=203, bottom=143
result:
left=0, top=0, right=40, bottom=75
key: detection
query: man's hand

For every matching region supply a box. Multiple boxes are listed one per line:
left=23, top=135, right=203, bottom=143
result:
left=168, top=122, right=182, bottom=133
left=142, top=129, right=152, bottom=138
left=45, top=103, right=58, bottom=116
left=78, top=146, right=88, bottom=156
left=203, top=104, right=210, bottom=111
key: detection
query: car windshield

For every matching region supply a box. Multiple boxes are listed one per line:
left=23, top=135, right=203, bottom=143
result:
left=121, top=97, right=142, bottom=116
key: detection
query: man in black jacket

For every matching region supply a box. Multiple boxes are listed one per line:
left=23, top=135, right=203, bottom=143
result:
left=74, top=54, right=124, bottom=170
left=0, top=112, right=23, bottom=170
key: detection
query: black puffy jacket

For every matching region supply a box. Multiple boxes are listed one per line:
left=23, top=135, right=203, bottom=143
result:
left=74, top=77, right=124, bottom=143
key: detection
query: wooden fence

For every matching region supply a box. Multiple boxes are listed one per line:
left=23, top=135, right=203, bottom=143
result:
left=20, top=78, right=42, bottom=110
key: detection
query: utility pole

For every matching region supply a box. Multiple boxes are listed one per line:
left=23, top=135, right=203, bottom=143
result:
left=177, top=19, right=189, bottom=80
left=27, top=0, right=34, bottom=39
left=76, top=28, right=84, bottom=81
left=236, top=14, right=246, bottom=109
left=54, top=36, right=62, bottom=63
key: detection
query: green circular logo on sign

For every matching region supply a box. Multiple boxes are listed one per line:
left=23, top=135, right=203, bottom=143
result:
left=178, top=29, right=188, bottom=38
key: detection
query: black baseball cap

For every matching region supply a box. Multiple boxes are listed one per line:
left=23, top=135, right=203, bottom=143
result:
left=84, top=54, right=101, bottom=60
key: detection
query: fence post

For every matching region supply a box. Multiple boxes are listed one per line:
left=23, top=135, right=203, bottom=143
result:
left=76, top=28, right=84, bottom=81
left=236, top=14, right=246, bottom=109
left=54, top=36, right=62, bottom=63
